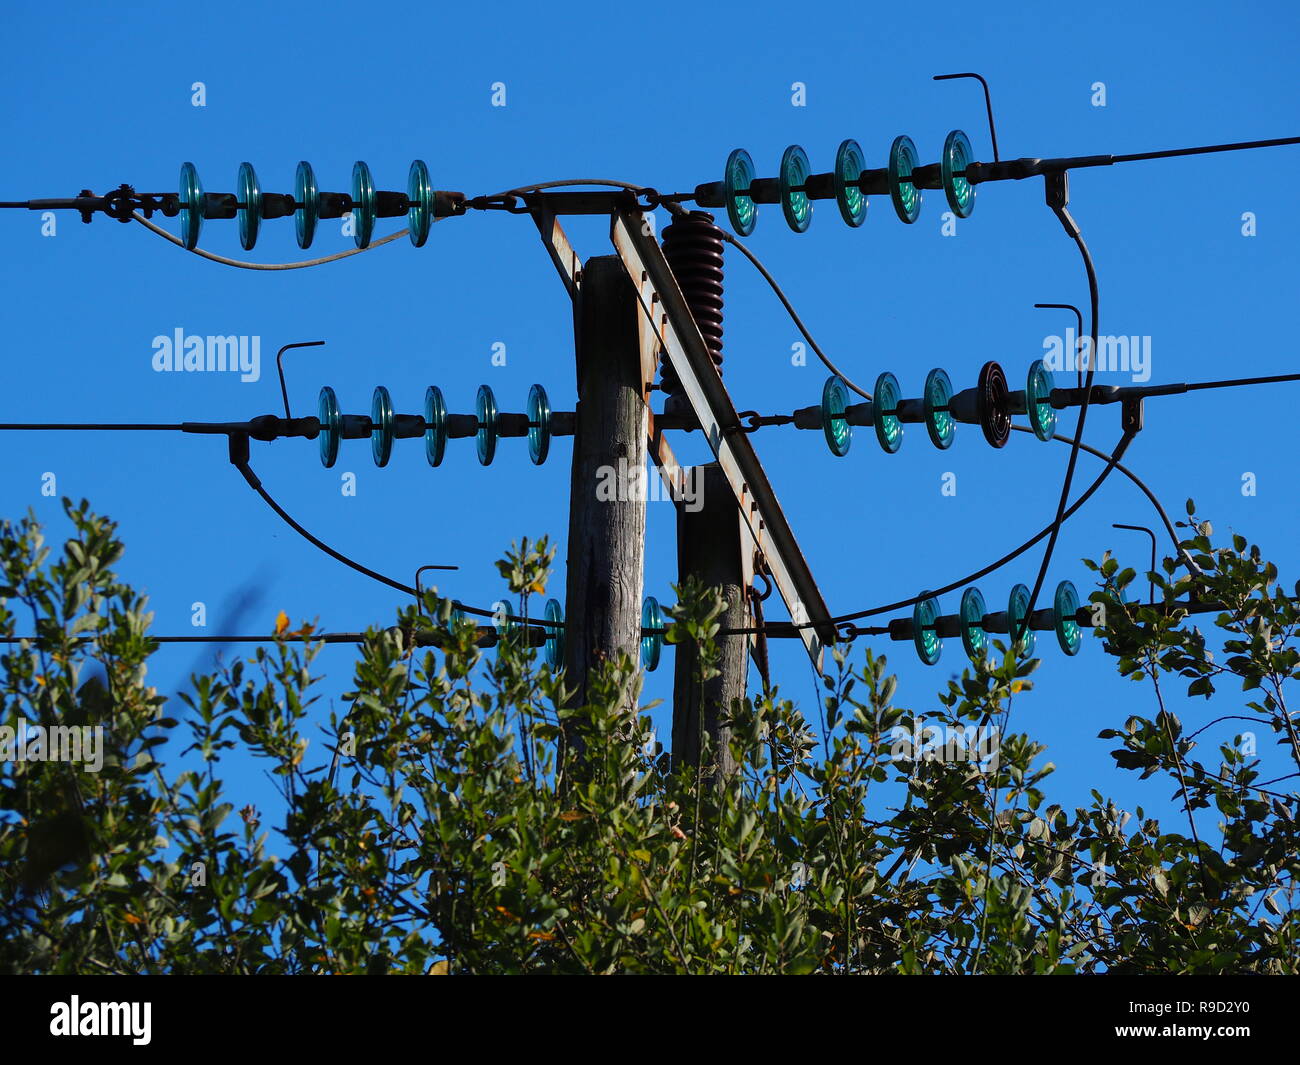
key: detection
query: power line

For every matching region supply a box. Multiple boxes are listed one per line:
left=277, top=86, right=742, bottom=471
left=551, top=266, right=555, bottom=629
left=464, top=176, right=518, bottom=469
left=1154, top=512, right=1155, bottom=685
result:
left=5, top=114, right=1296, bottom=676
left=828, top=429, right=1132, bottom=625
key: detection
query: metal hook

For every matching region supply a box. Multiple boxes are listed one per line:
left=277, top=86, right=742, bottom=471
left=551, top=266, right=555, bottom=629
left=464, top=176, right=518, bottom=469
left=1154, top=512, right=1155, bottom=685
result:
left=276, top=340, right=326, bottom=419
left=1113, top=523, right=1157, bottom=604
left=1034, top=303, right=1085, bottom=388
left=414, top=563, right=459, bottom=616
left=933, top=72, right=1000, bottom=162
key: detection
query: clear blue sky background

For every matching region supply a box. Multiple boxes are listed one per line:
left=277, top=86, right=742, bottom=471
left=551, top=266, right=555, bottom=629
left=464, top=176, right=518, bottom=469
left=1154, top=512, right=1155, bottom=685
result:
left=2, top=0, right=1297, bottom=832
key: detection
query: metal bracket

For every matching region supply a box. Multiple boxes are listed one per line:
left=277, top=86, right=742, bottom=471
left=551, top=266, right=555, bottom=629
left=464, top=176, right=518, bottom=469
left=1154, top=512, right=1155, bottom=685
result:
left=531, top=198, right=584, bottom=299
left=609, top=208, right=834, bottom=669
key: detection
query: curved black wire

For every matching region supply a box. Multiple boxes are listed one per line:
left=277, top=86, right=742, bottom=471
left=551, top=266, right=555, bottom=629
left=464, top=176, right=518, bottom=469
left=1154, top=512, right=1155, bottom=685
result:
left=235, top=458, right=554, bottom=630
left=828, top=429, right=1134, bottom=624
left=1016, top=220, right=1100, bottom=642
left=235, top=458, right=419, bottom=598
left=826, top=418, right=1206, bottom=627
left=662, top=200, right=875, bottom=402
left=133, top=211, right=412, bottom=269
left=483, top=178, right=651, bottom=200
left=1016, top=425, right=1188, bottom=568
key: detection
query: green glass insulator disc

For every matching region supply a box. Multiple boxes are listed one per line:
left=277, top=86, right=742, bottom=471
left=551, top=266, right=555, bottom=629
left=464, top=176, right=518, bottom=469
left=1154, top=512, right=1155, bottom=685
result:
left=960, top=586, right=988, bottom=664
left=1008, top=583, right=1036, bottom=657
left=641, top=596, right=664, bottom=672
left=913, top=593, right=942, bottom=666
left=724, top=148, right=757, bottom=237
left=888, top=135, right=921, bottom=224
left=779, top=144, right=812, bottom=233
left=351, top=160, right=376, bottom=249
left=543, top=598, right=564, bottom=670
left=527, top=383, right=551, bottom=465
left=1027, top=358, right=1057, bottom=442
left=236, top=161, right=262, bottom=251
left=370, top=385, right=394, bottom=467
left=834, top=138, right=867, bottom=228
left=873, top=372, right=903, bottom=453
left=942, top=129, right=976, bottom=219
left=821, top=375, right=852, bottom=457
left=295, top=160, right=319, bottom=249
left=318, top=385, right=340, bottom=468
left=924, top=367, right=956, bottom=450
left=424, top=385, right=447, bottom=467
left=476, top=385, right=498, bottom=466
left=179, top=161, right=204, bottom=250
left=1054, top=580, right=1082, bottom=656
left=407, top=158, right=432, bottom=248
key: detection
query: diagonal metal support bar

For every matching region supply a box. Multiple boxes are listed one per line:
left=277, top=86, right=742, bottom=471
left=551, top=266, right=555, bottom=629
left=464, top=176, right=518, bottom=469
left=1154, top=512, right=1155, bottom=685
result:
left=531, top=198, right=583, bottom=299
left=609, top=209, right=834, bottom=669
left=533, top=203, right=694, bottom=510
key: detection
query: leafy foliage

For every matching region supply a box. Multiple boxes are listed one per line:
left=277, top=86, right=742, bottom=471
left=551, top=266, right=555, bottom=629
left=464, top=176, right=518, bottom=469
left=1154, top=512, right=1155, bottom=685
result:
left=0, top=500, right=1296, bottom=973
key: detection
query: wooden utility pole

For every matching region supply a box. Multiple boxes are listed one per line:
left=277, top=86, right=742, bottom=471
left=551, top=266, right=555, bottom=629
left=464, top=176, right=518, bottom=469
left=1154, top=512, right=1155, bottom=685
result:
left=562, top=255, right=646, bottom=712
left=671, top=462, right=752, bottom=780
left=531, top=199, right=832, bottom=775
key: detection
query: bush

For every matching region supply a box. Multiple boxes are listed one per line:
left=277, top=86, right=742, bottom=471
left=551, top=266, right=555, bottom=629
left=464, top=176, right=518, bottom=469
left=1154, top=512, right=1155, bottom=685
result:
left=1, top=500, right=1296, bottom=973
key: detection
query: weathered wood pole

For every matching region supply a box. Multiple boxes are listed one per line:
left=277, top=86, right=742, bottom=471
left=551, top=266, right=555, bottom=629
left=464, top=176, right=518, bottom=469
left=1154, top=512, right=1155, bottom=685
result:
left=671, top=462, right=750, bottom=779
left=562, top=255, right=646, bottom=713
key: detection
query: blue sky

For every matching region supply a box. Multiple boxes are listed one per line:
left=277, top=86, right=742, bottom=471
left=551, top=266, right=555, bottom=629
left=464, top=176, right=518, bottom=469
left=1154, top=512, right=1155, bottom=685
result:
left=2, top=0, right=1297, bottom=828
